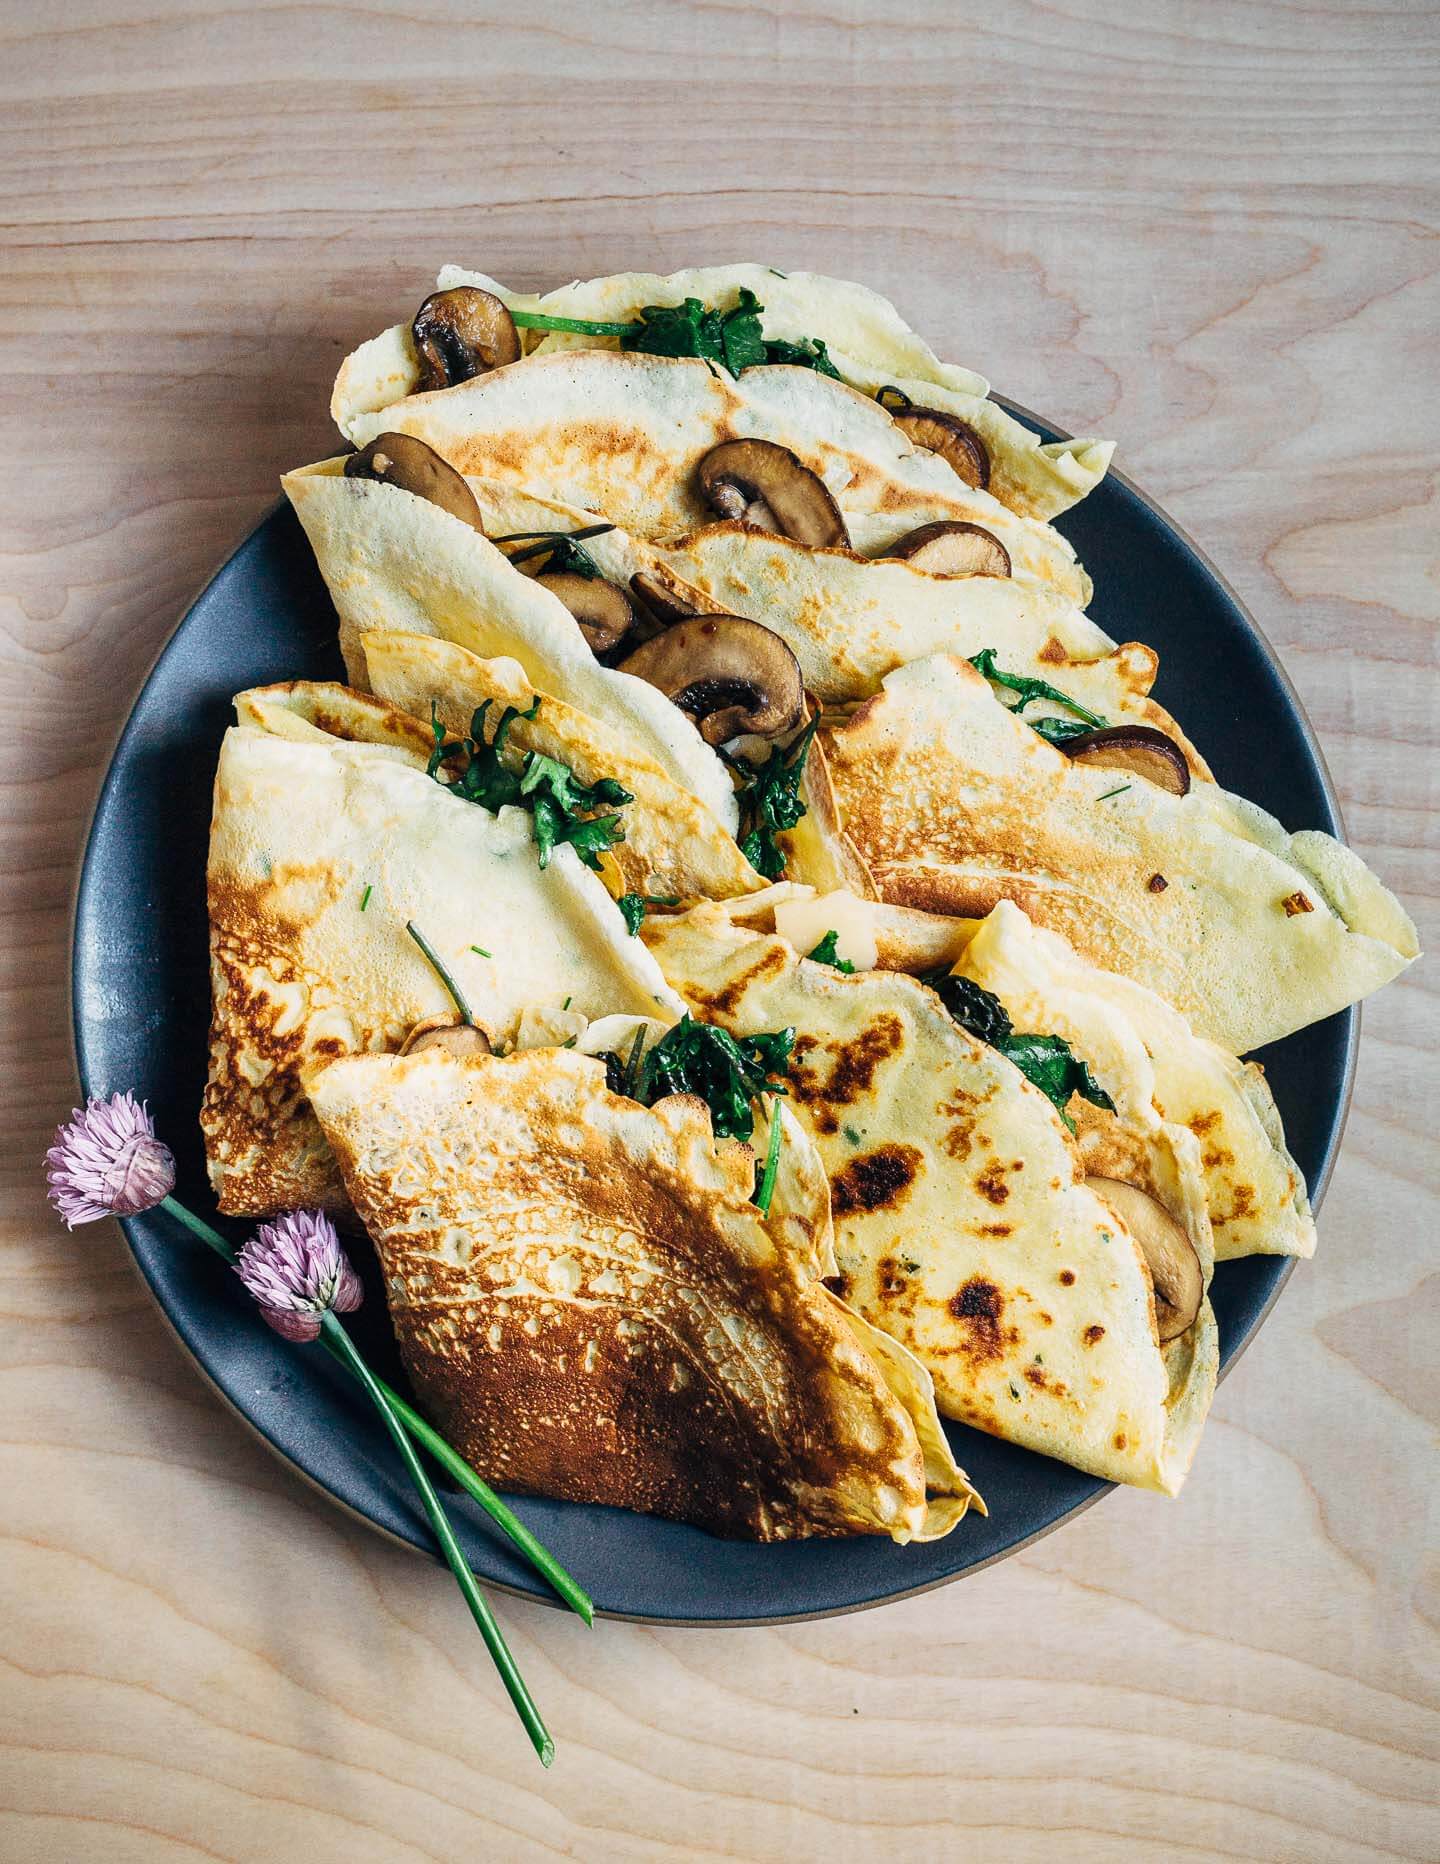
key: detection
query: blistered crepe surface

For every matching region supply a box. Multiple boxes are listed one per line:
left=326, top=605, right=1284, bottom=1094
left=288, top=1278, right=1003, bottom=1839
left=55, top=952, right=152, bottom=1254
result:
left=307, top=1045, right=977, bottom=1542
left=338, top=349, right=1092, bottom=605
left=331, top=262, right=1113, bottom=521
left=959, top=902, right=1315, bottom=1260
left=643, top=904, right=1215, bottom=1493
left=822, top=655, right=1418, bottom=1054
left=202, top=715, right=681, bottom=1216
left=282, top=462, right=740, bottom=835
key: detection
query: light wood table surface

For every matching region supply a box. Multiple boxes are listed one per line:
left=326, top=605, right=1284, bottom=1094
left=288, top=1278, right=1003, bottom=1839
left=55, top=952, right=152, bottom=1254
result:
left=4, top=3, right=1436, bottom=1858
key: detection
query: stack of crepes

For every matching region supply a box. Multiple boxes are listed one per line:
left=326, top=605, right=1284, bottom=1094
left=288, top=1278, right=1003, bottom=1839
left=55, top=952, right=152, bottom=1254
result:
left=201, top=264, right=1418, bottom=1543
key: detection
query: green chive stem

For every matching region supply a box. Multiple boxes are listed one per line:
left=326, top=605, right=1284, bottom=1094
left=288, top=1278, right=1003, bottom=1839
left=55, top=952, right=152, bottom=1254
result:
left=406, top=920, right=476, bottom=1025
left=511, top=311, right=637, bottom=337
left=155, top=1197, right=592, bottom=1623
left=754, top=1099, right=784, bottom=1216
left=322, top=1313, right=554, bottom=1767
left=493, top=524, right=616, bottom=545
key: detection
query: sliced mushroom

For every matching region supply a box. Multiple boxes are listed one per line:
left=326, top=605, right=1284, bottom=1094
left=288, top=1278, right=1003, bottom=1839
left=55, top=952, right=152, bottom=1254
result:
left=537, top=571, right=635, bottom=655
left=1085, top=1176, right=1203, bottom=1344
left=618, top=615, right=804, bottom=745
left=696, top=440, right=850, bottom=549
left=411, top=286, right=521, bottom=391
left=886, top=520, right=1011, bottom=578
left=629, top=571, right=699, bottom=628
left=890, top=407, right=990, bottom=490
left=344, top=432, right=483, bottom=531
left=1062, top=725, right=1191, bottom=796
left=399, top=1013, right=493, bottom=1060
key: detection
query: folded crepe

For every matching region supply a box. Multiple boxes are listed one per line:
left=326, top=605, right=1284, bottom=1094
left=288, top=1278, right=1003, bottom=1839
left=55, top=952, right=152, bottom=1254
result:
left=202, top=687, right=683, bottom=1215
left=332, top=262, right=1114, bottom=522
left=953, top=901, right=1315, bottom=1259
left=335, top=348, right=1092, bottom=604
left=819, top=655, right=1419, bottom=1054
left=642, top=895, right=1218, bottom=1493
left=306, top=1044, right=981, bottom=1542
left=703, top=884, right=1313, bottom=1260
left=420, top=474, right=1200, bottom=761
left=357, top=629, right=765, bottom=903
left=282, top=460, right=739, bottom=836
left=282, top=461, right=873, bottom=897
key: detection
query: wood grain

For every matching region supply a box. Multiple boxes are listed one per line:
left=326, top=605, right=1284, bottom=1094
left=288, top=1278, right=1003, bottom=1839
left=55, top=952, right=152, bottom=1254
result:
left=2, top=1, right=1436, bottom=1857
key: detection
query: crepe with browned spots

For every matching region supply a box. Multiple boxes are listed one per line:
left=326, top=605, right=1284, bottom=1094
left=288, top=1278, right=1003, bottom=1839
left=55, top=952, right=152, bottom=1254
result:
left=307, top=1044, right=980, bottom=1543
left=643, top=893, right=1217, bottom=1494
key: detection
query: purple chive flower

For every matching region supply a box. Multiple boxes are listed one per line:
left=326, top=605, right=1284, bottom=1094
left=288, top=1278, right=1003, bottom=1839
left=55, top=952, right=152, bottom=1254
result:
left=235, top=1209, right=363, bottom=1342
left=46, top=1093, right=177, bottom=1227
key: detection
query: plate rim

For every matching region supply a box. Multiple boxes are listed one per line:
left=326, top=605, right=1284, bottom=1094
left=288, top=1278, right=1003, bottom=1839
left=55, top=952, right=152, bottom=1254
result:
left=69, top=414, right=1360, bottom=1626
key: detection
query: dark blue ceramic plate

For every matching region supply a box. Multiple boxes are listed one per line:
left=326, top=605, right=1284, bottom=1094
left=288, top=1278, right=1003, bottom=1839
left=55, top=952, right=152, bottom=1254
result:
left=72, top=420, right=1356, bottom=1623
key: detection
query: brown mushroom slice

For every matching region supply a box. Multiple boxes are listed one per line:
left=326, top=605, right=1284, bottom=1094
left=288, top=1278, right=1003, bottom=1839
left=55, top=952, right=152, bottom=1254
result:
left=344, top=432, right=484, bottom=531
left=886, top=520, right=1011, bottom=578
left=629, top=571, right=698, bottom=628
left=1085, top=1176, right=1203, bottom=1344
left=617, top=615, right=805, bottom=745
left=696, top=440, right=850, bottom=550
left=891, top=407, right=991, bottom=491
left=411, top=286, right=521, bottom=391
left=537, top=571, right=636, bottom=655
left=399, top=1013, right=492, bottom=1060
left=1063, top=725, right=1191, bottom=797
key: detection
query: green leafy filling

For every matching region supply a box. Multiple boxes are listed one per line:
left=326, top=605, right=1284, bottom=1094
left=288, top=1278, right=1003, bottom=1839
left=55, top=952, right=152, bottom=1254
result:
left=429, top=699, right=631, bottom=871
left=515, top=291, right=838, bottom=381
left=967, top=648, right=1108, bottom=744
left=923, top=969, right=1114, bottom=1133
left=616, top=892, right=646, bottom=935
left=807, top=930, right=855, bottom=974
left=635, top=1014, right=795, bottom=1143
left=726, top=717, right=818, bottom=880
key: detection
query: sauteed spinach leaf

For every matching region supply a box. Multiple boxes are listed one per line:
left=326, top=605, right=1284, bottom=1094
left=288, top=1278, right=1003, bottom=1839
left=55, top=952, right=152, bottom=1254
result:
left=967, top=648, right=1108, bottom=739
left=515, top=290, right=839, bottom=381
left=429, top=699, right=631, bottom=872
left=725, top=717, right=819, bottom=880
left=924, top=969, right=1114, bottom=1132
left=640, top=1015, right=796, bottom=1143
left=807, top=930, right=855, bottom=974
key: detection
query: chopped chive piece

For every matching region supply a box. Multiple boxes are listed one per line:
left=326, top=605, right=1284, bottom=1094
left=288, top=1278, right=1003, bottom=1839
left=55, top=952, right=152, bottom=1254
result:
left=1097, top=785, right=1132, bottom=801
left=510, top=310, right=638, bottom=337
left=359, top=884, right=372, bottom=912
left=621, top=1025, right=649, bottom=1101
left=406, top=920, right=476, bottom=1026
left=562, top=996, right=572, bottom=1011
left=470, top=944, right=492, bottom=958
left=753, top=1099, right=784, bottom=1214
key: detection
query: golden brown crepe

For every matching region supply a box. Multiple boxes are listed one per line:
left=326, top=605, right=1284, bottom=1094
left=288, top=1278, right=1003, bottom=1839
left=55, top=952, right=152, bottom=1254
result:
left=403, top=474, right=1201, bottom=766
left=282, top=460, right=740, bottom=835
left=357, top=630, right=766, bottom=903
left=642, top=895, right=1217, bottom=1493
left=336, top=349, right=1092, bottom=604
left=820, top=655, right=1419, bottom=1054
left=306, top=1044, right=980, bottom=1542
left=332, top=262, right=1115, bottom=522
left=202, top=689, right=682, bottom=1216
left=955, top=902, right=1315, bottom=1259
